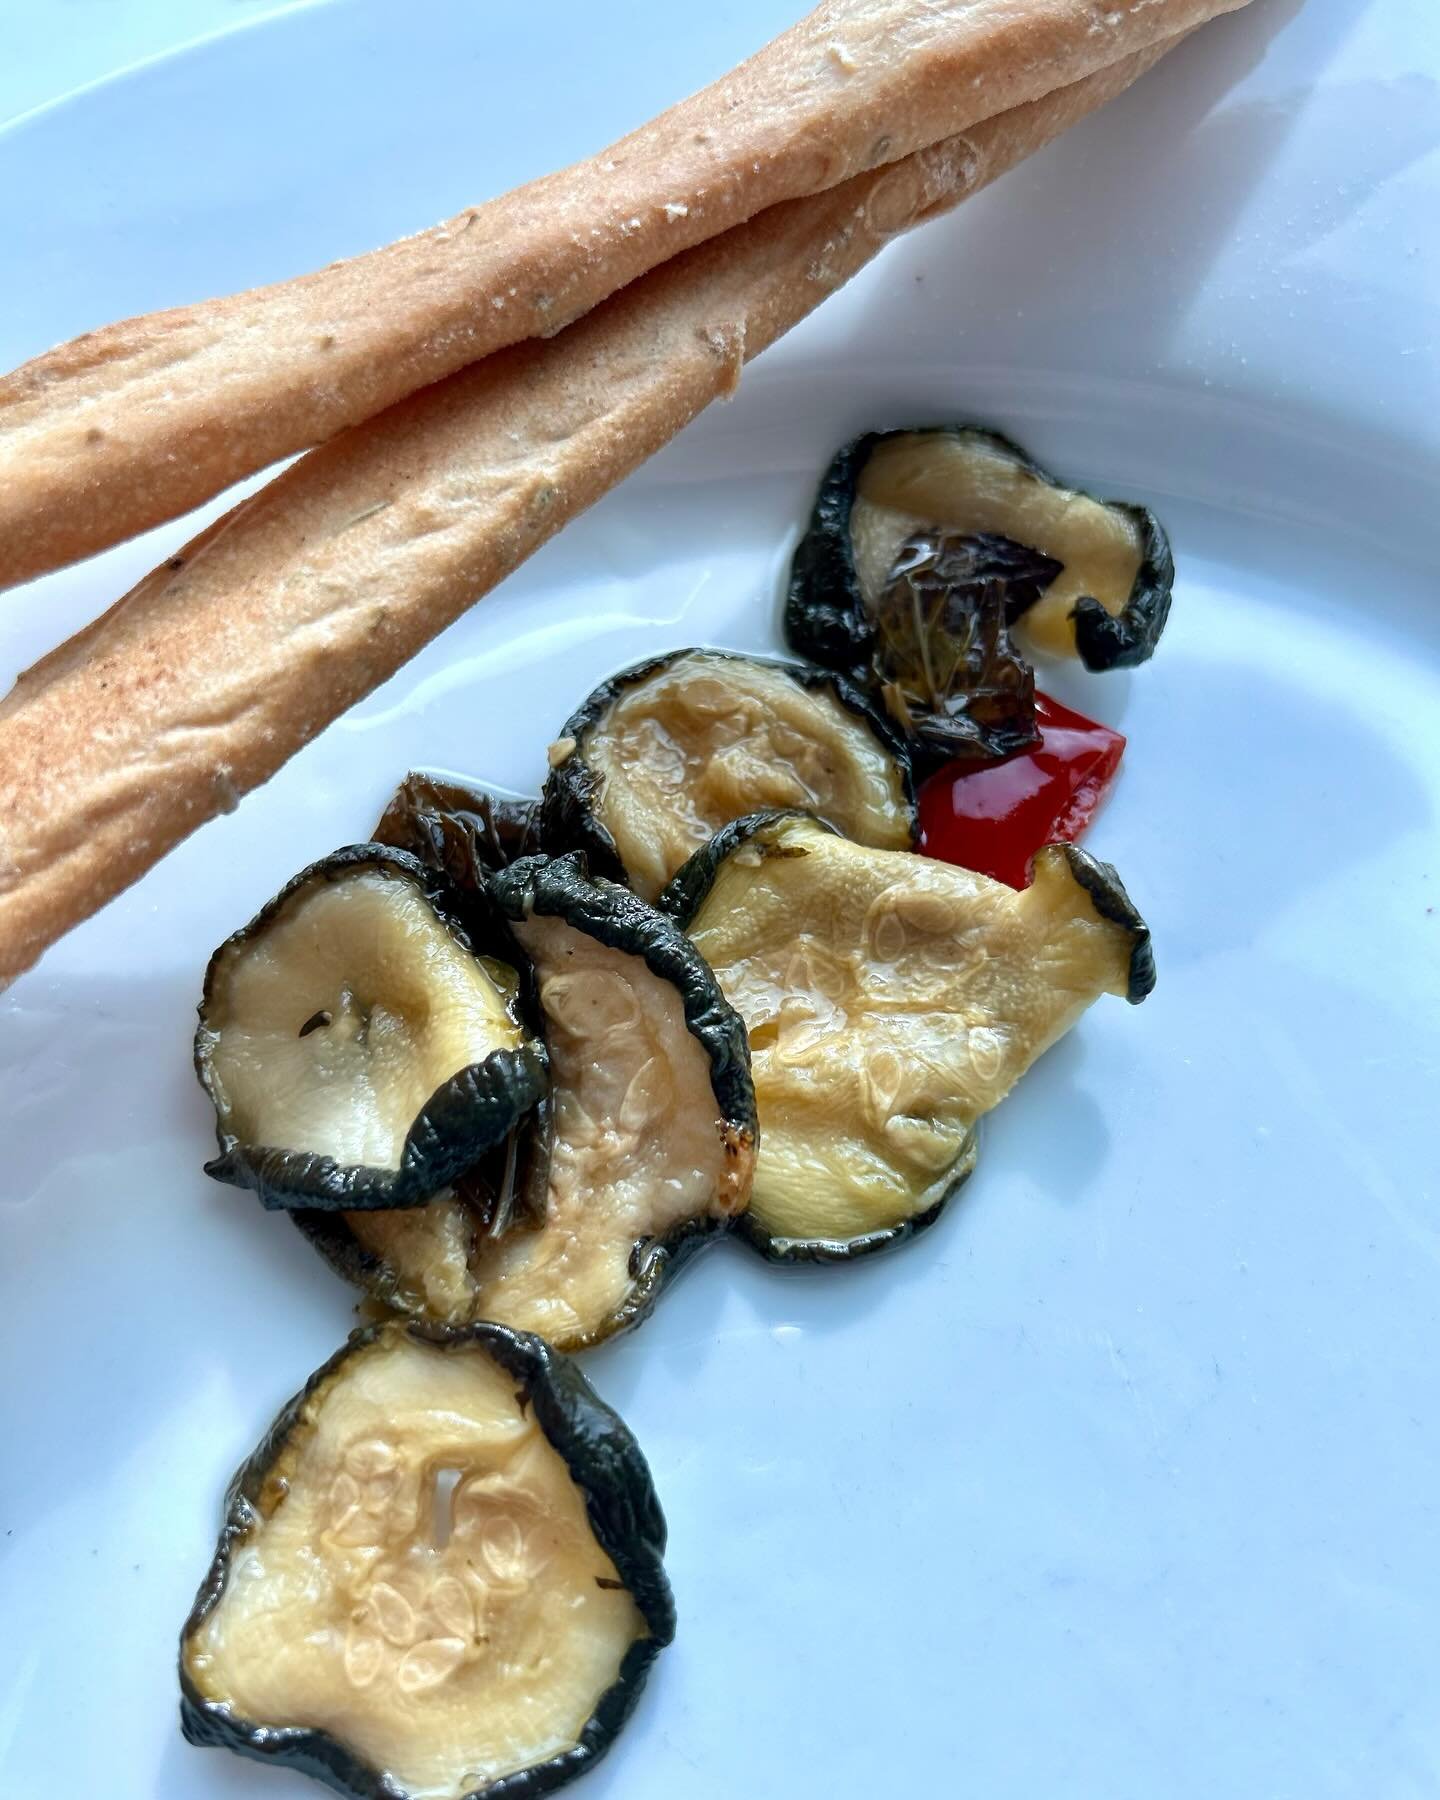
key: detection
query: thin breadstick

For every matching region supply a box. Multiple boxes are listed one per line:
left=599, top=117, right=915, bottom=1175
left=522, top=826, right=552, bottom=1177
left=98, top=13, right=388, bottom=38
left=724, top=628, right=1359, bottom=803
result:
left=0, top=0, right=1247, bottom=590
left=0, top=36, right=1179, bottom=986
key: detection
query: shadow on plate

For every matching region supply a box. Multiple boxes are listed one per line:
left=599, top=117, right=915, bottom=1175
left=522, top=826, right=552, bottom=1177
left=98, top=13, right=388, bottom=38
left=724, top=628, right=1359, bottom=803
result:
left=843, top=0, right=1437, bottom=371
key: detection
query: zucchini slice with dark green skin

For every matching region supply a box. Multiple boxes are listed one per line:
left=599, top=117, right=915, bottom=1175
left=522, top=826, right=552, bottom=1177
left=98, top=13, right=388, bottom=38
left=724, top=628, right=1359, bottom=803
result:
left=280, top=779, right=550, bottom=1321
left=662, top=810, right=1153, bottom=1262
left=785, top=426, right=1174, bottom=677
left=463, top=851, right=757, bottom=1351
left=540, top=648, right=916, bottom=902
left=197, top=845, right=546, bottom=1213
left=283, top=783, right=549, bottom=1316
left=180, top=1319, right=674, bottom=1800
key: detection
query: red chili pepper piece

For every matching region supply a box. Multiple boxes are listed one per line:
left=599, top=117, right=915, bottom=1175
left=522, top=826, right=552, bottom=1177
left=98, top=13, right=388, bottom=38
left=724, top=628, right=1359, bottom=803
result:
left=918, top=690, right=1125, bottom=889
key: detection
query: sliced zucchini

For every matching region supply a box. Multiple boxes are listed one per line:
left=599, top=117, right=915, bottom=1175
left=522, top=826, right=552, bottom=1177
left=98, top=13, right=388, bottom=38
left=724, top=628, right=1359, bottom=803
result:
left=463, top=852, right=757, bottom=1351
left=197, top=845, right=546, bottom=1212
left=785, top=426, right=1174, bottom=675
left=284, top=782, right=548, bottom=1317
left=663, top=811, right=1153, bottom=1261
left=377, top=771, right=542, bottom=891
left=180, top=1320, right=673, bottom=1800
left=541, top=649, right=914, bottom=901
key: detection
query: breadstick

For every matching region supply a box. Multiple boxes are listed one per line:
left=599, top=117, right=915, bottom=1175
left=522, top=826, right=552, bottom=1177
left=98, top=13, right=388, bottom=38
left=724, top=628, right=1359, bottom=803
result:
left=0, top=36, right=1180, bottom=986
left=0, top=0, right=1247, bottom=590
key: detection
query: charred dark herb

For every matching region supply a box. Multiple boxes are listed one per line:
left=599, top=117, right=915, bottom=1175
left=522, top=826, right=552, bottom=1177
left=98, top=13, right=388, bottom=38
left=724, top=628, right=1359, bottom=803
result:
left=873, top=530, right=1057, bottom=766
left=375, top=771, right=541, bottom=896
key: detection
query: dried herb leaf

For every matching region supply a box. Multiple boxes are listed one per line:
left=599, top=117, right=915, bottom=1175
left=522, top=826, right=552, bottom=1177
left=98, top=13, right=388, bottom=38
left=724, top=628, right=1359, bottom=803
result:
left=872, top=531, right=1058, bottom=763
left=376, top=772, right=541, bottom=895
left=453, top=1112, right=550, bottom=1241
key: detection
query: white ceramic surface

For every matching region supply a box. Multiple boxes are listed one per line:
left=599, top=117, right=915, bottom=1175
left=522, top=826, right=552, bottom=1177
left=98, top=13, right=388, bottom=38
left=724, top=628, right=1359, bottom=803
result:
left=2, top=3, right=1438, bottom=1796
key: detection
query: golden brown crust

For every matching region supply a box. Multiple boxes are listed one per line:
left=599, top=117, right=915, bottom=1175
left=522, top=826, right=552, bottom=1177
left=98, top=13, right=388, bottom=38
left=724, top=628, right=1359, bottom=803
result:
left=0, top=0, right=1247, bottom=589
left=0, top=37, right=1178, bottom=986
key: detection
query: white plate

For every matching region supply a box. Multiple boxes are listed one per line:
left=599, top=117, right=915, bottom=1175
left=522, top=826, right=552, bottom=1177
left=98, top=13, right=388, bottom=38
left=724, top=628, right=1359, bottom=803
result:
left=2, top=4, right=1438, bottom=1797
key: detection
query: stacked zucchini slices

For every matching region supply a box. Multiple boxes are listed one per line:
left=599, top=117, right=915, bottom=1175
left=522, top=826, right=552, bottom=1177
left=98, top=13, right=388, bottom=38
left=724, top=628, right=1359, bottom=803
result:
left=183, top=430, right=1166, bottom=1800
